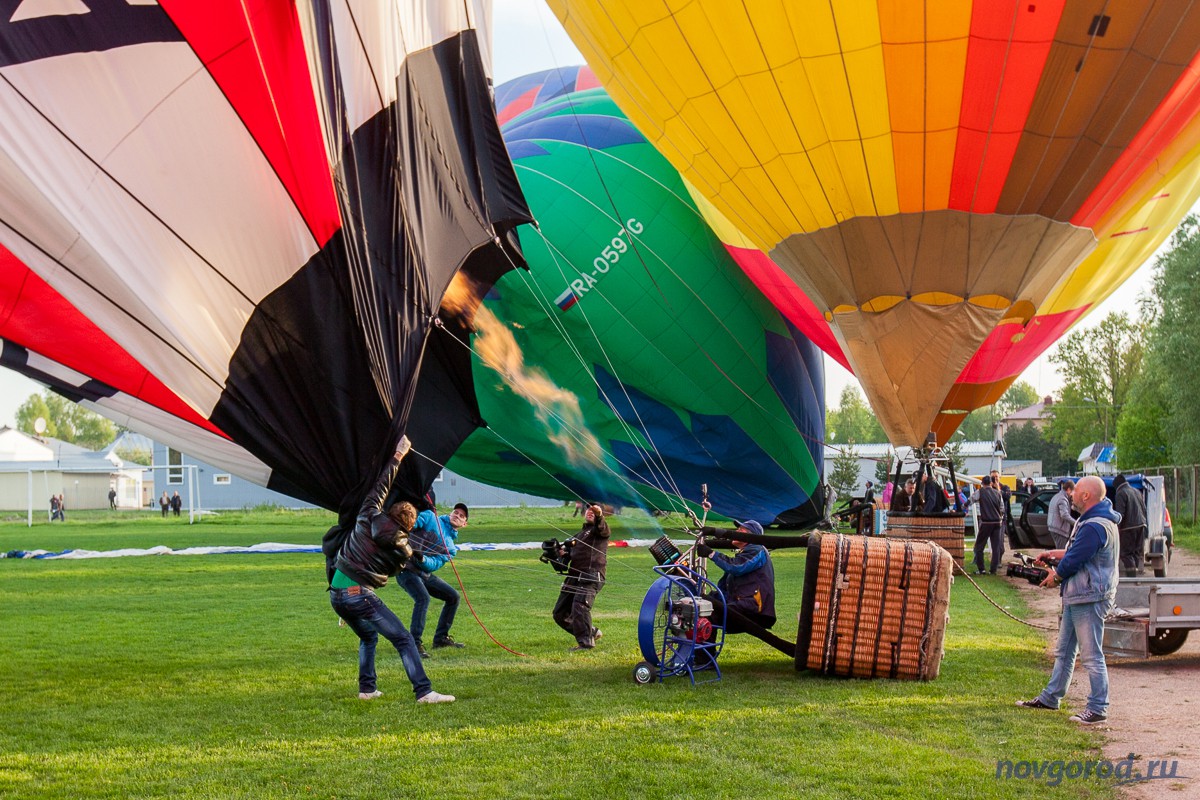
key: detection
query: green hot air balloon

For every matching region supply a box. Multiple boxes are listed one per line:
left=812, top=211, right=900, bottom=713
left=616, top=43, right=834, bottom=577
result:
left=448, top=77, right=826, bottom=527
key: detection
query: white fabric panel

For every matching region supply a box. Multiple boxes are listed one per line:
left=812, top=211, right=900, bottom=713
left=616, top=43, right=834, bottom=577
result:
left=319, top=0, right=490, bottom=133
left=0, top=41, right=321, bottom=415
left=78, top=395, right=273, bottom=488
left=15, top=348, right=273, bottom=487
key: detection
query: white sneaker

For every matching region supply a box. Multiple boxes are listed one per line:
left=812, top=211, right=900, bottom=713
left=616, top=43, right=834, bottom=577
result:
left=358, top=690, right=382, bottom=700
left=417, top=691, right=456, bottom=704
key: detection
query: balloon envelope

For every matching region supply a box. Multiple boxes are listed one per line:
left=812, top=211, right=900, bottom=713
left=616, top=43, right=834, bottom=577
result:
left=0, top=1, right=530, bottom=514
left=550, top=1, right=1200, bottom=445
left=447, top=80, right=826, bottom=525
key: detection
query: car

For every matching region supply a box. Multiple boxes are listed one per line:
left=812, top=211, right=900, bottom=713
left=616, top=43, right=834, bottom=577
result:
left=1006, top=476, right=1172, bottom=577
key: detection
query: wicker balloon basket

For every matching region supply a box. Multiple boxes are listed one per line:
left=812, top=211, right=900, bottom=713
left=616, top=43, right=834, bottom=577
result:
left=796, top=533, right=954, bottom=681
left=885, top=512, right=966, bottom=568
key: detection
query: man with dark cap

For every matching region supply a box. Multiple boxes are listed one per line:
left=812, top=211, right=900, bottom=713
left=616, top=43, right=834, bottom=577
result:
left=1111, top=474, right=1147, bottom=577
left=970, top=475, right=1005, bottom=574
left=398, top=502, right=470, bottom=656
left=697, top=520, right=793, bottom=655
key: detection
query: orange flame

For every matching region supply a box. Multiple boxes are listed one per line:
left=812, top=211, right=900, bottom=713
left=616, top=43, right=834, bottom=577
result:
left=442, top=273, right=603, bottom=467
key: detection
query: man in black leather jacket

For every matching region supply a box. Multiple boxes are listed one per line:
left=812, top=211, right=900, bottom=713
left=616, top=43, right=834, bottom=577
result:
left=328, top=436, right=455, bottom=704
left=553, top=503, right=609, bottom=651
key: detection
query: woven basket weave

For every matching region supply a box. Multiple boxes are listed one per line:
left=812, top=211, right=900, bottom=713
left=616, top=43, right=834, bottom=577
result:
left=796, top=533, right=953, bottom=681
left=886, top=512, right=966, bottom=568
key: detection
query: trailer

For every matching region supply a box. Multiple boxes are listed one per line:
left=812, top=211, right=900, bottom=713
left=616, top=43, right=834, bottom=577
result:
left=1104, top=577, right=1200, bottom=658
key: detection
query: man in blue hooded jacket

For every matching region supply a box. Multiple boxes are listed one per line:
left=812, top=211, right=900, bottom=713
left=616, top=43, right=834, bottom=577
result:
left=1016, top=475, right=1119, bottom=725
left=696, top=520, right=794, bottom=656
left=396, top=503, right=468, bottom=657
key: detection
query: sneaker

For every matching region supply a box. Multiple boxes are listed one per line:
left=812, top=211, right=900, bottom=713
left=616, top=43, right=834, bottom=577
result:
left=415, top=640, right=431, bottom=659
left=593, top=628, right=603, bottom=641
left=358, top=690, right=382, bottom=700
left=433, top=636, right=465, bottom=649
left=1069, top=709, right=1107, bottom=725
left=417, top=691, right=456, bottom=704
left=569, top=643, right=595, bottom=652
left=1015, top=698, right=1056, bottom=710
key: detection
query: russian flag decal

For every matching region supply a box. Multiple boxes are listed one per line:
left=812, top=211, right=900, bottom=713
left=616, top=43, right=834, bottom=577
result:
left=555, top=288, right=578, bottom=311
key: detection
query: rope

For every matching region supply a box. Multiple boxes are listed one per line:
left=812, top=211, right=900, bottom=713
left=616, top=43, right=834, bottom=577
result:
left=952, top=564, right=1058, bottom=631
left=445, top=556, right=529, bottom=657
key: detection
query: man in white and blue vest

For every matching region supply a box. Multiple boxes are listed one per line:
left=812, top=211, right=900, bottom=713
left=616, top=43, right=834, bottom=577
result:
left=1016, top=475, right=1119, bottom=725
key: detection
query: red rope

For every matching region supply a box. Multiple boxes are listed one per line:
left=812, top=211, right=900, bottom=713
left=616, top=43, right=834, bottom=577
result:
left=447, top=557, right=529, bottom=657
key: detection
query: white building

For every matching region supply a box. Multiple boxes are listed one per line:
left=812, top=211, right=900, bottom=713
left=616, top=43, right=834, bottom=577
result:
left=0, top=427, right=143, bottom=511
left=823, top=440, right=1009, bottom=495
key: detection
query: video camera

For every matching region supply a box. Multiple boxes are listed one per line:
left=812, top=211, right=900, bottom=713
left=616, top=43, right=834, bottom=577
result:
left=1004, top=552, right=1059, bottom=586
left=539, top=537, right=573, bottom=574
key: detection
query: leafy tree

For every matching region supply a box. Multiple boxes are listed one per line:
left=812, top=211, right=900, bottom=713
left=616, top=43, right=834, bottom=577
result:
left=15, top=393, right=54, bottom=438
left=997, top=381, right=1040, bottom=417
left=15, top=390, right=117, bottom=450
left=1044, top=312, right=1144, bottom=464
left=826, top=385, right=885, bottom=444
left=1004, top=421, right=1073, bottom=477
left=956, top=407, right=998, bottom=441
left=875, top=448, right=896, bottom=486
left=941, top=440, right=966, bottom=474
left=113, top=445, right=152, bottom=466
left=828, top=445, right=862, bottom=503
left=1145, top=215, right=1200, bottom=465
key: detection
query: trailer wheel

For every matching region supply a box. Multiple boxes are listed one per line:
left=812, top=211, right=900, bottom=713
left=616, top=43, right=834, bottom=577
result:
left=1148, top=628, right=1189, bottom=656
left=633, top=661, right=655, bottom=685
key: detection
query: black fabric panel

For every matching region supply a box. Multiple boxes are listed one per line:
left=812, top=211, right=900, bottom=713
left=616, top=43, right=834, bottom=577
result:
left=0, top=339, right=118, bottom=405
left=211, top=20, right=529, bottom=518
left=0, top=1, right=184, bottom=68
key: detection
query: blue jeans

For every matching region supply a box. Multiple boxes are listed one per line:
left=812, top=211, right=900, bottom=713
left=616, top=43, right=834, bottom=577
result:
left=329, top=586, right=433, bottom=698
left=395, top=568, right=459, bottom=642
left=1038, top=599, right=1111, bottom=715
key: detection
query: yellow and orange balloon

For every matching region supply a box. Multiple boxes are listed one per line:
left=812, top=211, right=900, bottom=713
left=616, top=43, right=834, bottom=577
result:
left=550, top=0, right=1200, bottom=446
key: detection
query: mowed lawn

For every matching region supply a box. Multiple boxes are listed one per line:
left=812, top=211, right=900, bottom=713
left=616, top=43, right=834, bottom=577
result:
left=1, top=508, right=1115, bottom=799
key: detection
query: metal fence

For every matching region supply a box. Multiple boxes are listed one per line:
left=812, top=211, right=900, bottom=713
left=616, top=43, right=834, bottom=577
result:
left=1127, top=465, right=1200, bottom=526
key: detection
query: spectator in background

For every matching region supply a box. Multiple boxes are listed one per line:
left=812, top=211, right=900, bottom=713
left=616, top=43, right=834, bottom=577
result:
left=108, top=487, right=117, bottom=510
left=160, top=491, right=170, bottom=518
left=890, top=478, right=918, bottom=512
left=971, top=476, right=1005, bottom=575
left=862, top=481, right=875, bottom=505
left=50, top=494, right=62, bottom=521
left=1048, top=480, right=1076, bottom=548
left=170, top=491, right=182, bottom=517
left=1112, top=474, right=1147, bottom=577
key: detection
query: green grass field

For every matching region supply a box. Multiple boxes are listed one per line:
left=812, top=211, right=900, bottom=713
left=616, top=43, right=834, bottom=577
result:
left=0, top=508, right=1123, bottom=799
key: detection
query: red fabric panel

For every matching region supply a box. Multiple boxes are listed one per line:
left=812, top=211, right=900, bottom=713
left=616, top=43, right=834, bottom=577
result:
left=954, top=304, right=1088, bottom=384
left=0, top=247, right=229, bottom=437
left=497, top=86, right=540, bottom=125
left=575, top=65, right=600, bottom=91
left=723, top=245, right=851, bottom=370
left=949, top=0, right=1065, bottom=212
left=160, top=0, right=340, bottom=246
left=1072, top=52, right=1200, bottom=228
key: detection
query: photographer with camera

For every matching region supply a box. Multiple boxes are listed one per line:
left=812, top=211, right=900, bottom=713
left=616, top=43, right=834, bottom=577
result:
left=552, top=503, right=609, bottom=651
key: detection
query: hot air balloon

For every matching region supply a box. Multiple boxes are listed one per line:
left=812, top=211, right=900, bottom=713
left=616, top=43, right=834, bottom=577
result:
left=446, top=77, right=826, bottom=526
left=549, top=1, right=1200, bottom=447
left=0, top=1, right=531, bottom=517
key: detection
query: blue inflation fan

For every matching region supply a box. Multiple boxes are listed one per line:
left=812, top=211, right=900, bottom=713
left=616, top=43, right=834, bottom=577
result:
left=633, top=535, right=726, bottom=686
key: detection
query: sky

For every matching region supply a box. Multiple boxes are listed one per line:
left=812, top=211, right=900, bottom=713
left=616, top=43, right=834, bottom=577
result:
left=0, top=1, right=1180, bottom=427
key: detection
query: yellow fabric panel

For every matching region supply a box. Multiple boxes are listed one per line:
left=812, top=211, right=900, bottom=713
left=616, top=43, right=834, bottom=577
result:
left=1041, top=144, right=1200, bottom=315
left=551, top=0, right=902, bottom=249
left=1090, top=111, right=1200, bottom=238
